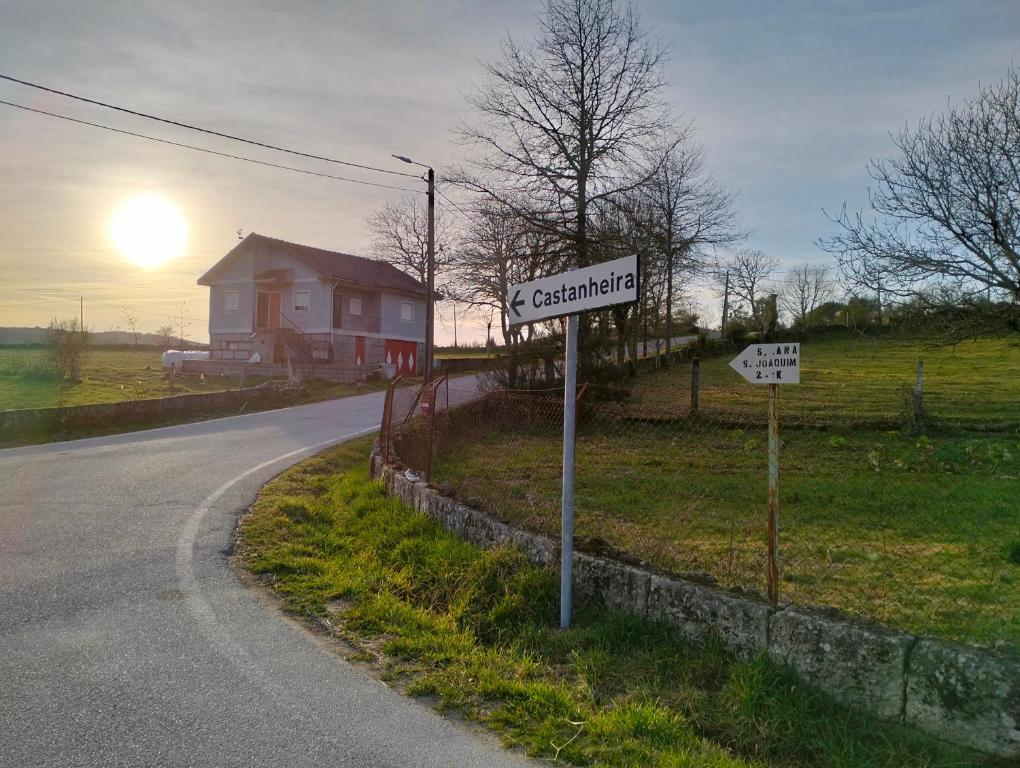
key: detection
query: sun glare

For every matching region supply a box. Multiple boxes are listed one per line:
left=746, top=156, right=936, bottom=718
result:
left=110, top=194, right=188, bottom=269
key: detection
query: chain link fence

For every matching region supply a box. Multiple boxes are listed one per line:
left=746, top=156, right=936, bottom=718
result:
left=380, top=342, right=1020, bottom=649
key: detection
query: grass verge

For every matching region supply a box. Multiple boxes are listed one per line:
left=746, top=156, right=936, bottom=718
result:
left=238, top=437, right=1001, bottom=768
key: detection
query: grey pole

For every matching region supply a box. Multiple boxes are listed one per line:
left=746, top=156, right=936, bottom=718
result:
left=425, top=167, right=435, bottom=380
left=560, top=313, right=579, bottom=629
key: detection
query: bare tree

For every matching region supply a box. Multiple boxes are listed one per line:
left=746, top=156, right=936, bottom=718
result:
left=781, top=264, right=834, bottom=329
left=456, top=0, right=671, bottom=271
left=367, top=195, right=453, bottom=285
left=718, top=249, right=778, bottom=328
left=822, top=66, right=1020, bottom=331
left=120, top=306, right=140, bottom=345
left=155, top=324, right=175, bottom=349
left=450, top=201, right=560, bottom=386
left=641, top=133, right=743, bottom=352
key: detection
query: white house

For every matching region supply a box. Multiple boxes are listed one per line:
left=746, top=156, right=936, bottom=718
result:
left=197, top=233, right=426, bottom=377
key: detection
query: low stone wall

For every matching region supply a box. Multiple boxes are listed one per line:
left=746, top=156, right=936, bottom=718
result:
left=0, top=385, right=287, bottom=444
left=369, top=444, right=1020, bottom=759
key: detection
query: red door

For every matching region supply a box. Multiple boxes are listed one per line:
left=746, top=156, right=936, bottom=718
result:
left=355, top=336, right=366, bottom=367
left=269, top=293, right=282, bottom=330
left=384, top=340, right=418, bottom=376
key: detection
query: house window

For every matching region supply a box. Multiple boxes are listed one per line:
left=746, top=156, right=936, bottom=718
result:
left=256, top=292, right=270, bottom=329
left=349, top=297, right=363, bottom=316
left=294, top=290, right=310, bottom=312
left=401, top=301, right=414, bottom=322
left=224, top=290, right=239, bottom=312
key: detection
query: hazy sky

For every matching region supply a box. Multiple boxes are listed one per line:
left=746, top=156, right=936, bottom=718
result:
left=2, top=0, right=1018, bottom=342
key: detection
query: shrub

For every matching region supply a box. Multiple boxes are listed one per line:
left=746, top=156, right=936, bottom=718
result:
left=45, top=318, right=90, bottom=381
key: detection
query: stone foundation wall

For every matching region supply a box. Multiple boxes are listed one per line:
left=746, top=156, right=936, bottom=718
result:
left=369, top=443, right=1020, bottom=759
left=210, top=333, right=255, bottom=361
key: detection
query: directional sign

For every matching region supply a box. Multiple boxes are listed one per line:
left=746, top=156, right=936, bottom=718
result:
left=507, top=254, right=639, bottom=325
left=729, top=343, right=801, bottom=384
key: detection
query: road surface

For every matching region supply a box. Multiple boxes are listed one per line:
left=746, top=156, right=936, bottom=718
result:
left=0, top=379, right=532, bottom=767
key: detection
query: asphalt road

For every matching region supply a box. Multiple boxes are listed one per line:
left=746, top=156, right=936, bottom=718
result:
left=0, top=379, right=533, bottom=767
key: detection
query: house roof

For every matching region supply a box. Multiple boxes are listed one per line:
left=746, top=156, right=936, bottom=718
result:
left=197, top=233, right=426, bottom=296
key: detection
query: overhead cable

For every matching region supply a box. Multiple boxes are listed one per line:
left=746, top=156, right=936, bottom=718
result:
left=0, top=100, right=423, bottom=194
left=0, top=74, right=420, bottom=178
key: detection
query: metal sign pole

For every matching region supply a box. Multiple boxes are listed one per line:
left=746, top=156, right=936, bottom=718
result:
left=560, top=313, right=579, bottom=629
left=767, top=382, right=780, bottom=604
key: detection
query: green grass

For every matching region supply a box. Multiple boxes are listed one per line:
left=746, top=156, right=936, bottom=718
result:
left=630, top=334, right=1020, bottom=428
left=0, top=347, right=249, bottom=410
left=432, top=422, right=1020, bottom=647
left=422, top=333, right=1020, bottom=647
left=0, top=346, right=383, bottom=412
left=434, top=346, right=503, bottom=360
left=239, top=438, right=999, bottom=768
left=0, top=346, right=388, bottom=446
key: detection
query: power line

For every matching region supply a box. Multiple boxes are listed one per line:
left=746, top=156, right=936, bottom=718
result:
left=0, top=74, right=420, bottom=179
left=0, top=99, right=422, bottom=194
left=435, top=187, right=474, bottom=222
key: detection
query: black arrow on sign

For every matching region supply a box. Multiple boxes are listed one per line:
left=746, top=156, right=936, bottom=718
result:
left=510, top=289, right=525, bottom=318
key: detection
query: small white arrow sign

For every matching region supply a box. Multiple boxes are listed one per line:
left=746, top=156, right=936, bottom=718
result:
left=729, top=343, right=801, bottom=384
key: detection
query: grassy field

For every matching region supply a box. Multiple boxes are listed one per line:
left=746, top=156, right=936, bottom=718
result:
left=630, top=334, right=1020, bottom=428
left=239, top=438, right=996, bottom=768
left=0, top=346, right=365, bottom=411
left=422, top=334, right=1020, bottom=647
left=434, top=346, right=503, bottom=360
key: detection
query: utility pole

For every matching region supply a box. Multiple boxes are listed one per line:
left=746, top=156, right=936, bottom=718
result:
left=426, top=166, right=435, bottom=380
left=721, top=269, right=730, bottom=338
left=79, top=296, right=84, bottom=332
left=452, top=302, right=458, bottom=348
left=392, top=154, right=435, bottom=380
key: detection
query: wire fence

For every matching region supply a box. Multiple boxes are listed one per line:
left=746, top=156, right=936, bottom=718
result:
left=379, top=348, right=1020, bottom=649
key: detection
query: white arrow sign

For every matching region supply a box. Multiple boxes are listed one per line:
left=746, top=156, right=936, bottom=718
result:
left=507, top=254, right=639, bottom=326
left=729, top=343, right=801, bottom=384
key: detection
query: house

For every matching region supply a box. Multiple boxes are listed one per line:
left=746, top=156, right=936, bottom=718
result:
left=196, top=233, right=426, bottom=377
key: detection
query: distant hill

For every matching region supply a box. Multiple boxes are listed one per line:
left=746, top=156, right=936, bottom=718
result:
left=0, top=327, right=206, bottom=349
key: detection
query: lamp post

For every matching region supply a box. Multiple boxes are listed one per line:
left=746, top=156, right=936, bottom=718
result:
left=392, top=154, right=435, bottom=380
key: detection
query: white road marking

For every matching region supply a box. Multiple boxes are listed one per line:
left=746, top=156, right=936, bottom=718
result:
left=175, top=426, right=378, bottom=665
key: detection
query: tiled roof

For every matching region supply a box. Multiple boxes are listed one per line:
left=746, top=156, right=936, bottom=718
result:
left=198, top=233, right=425, bottom=295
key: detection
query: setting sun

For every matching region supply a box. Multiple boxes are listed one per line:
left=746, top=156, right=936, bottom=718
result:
left=110, top=194, right=188, bottom=269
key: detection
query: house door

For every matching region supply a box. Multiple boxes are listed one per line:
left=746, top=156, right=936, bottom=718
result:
left=384, top=339, right=418, bottom=376
left=269, top=293, right=282, bottom=330
left=355, top=336, right=366, bottom=367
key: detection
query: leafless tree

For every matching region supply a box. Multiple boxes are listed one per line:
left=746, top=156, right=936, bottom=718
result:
left=449, top=201, right=560, bottom=386
left=718, top=249, right=778, bottom=328
left=821, top=66, right=1020, bottom=331
left=781, top=264, right=834, bottom=329
left=641, top=133, right=743, bottom=352
left=155, top=324, right=175, bottom=349
left=45, top=318, right=90, bottom=381
left=367, top=195, right=453, bottom=286
left=455, top=0, right=672, bottom=271
left=120, top=306, right=140, bottom=345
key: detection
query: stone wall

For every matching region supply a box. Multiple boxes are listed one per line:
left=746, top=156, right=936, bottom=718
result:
left=0, top=385, right=287, bottom=444
left=369, top=444, right=1020, bottom=759
left=210, top=333, right=255, bottom=361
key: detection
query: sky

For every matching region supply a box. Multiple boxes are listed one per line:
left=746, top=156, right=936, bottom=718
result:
left=1, top=0, right=1018, bottom=343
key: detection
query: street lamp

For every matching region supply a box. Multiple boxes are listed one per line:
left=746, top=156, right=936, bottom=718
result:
left=392, top=154, right=435, bottom=381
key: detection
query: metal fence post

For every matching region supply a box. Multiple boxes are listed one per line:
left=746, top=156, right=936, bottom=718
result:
left=913, top=358, right=924, bottom=433
left=691, top=357, right=700, bottom=415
